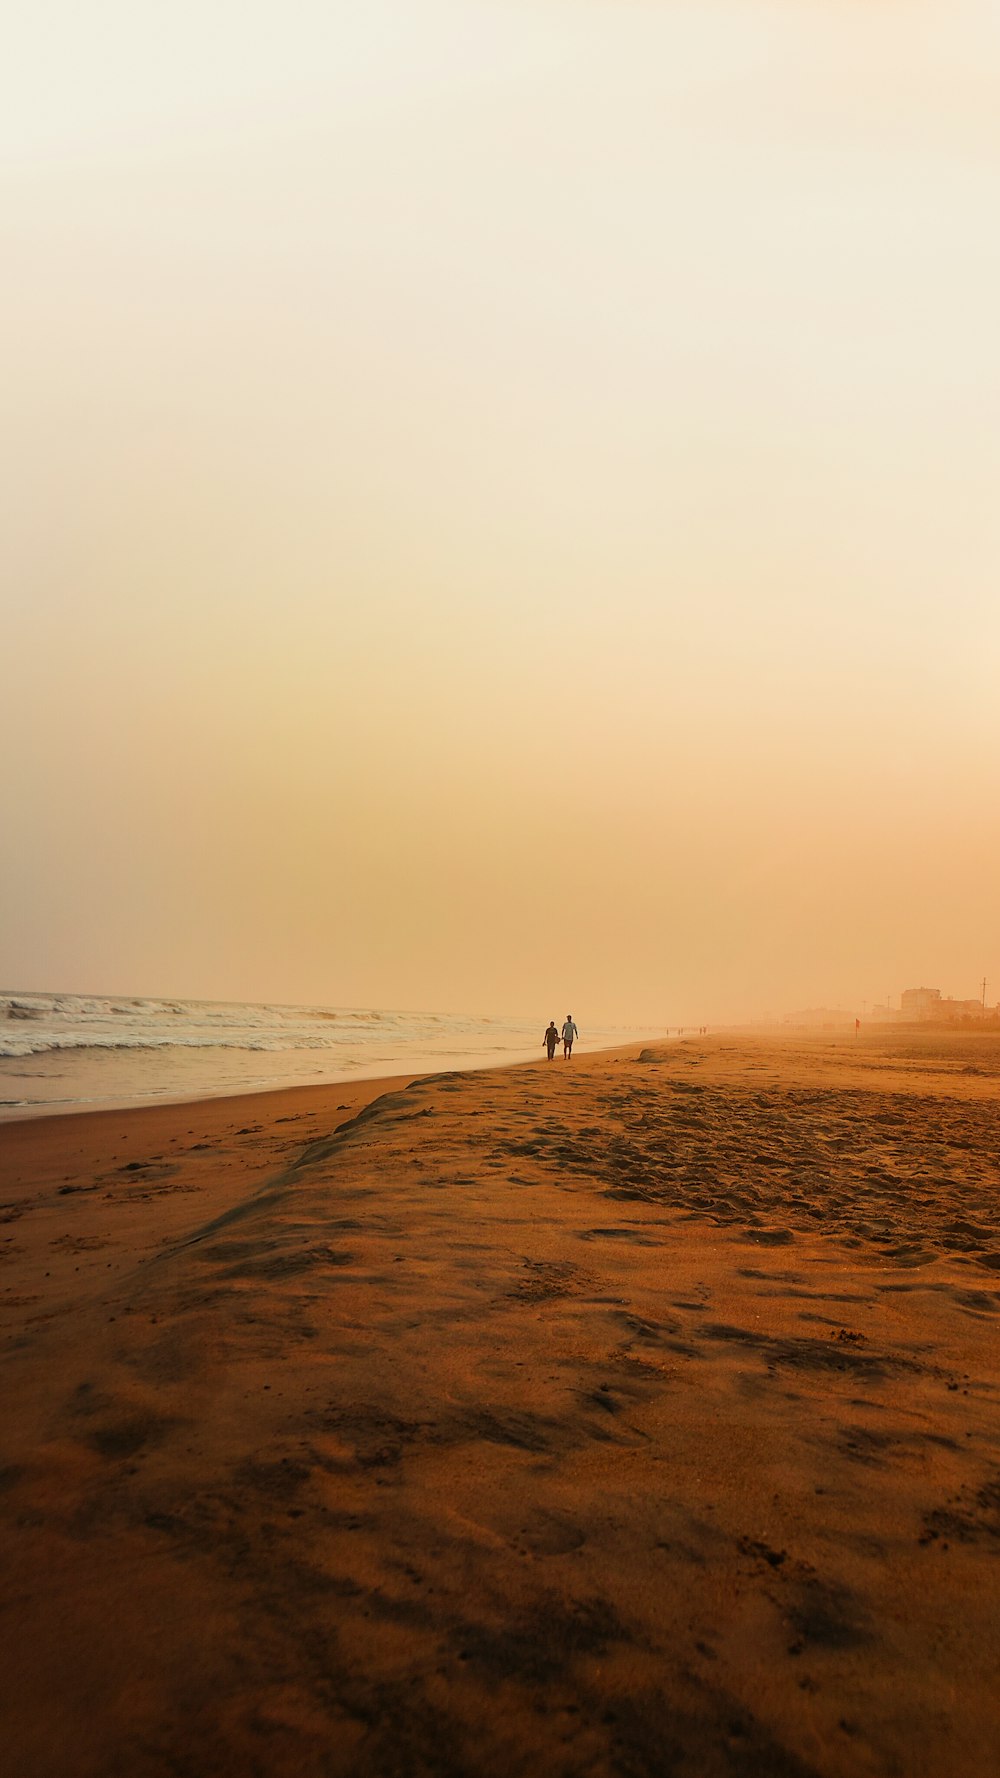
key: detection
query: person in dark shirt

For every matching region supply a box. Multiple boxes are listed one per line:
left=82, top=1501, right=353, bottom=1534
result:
left=544, top=1021, right=559, bottom=1060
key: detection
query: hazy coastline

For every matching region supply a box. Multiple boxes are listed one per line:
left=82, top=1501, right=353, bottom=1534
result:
left=0, top=991, right=669, bottom=1121
left=2, top=1027, right=999, bottom=1776
left=5, top=5, right=999, bottom=1772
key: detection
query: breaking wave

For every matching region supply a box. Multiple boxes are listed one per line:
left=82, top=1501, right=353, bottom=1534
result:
left=0, top=990, right=667, bottom=1119
left=0, top=993, right=503, bottom=1060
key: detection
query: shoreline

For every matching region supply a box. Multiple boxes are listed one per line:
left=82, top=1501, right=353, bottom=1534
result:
left=0, top=1045, right=650, bottom=1341
left=3, top=1028, right=999, bottom=1777
left=0, top=1038, right=647, bottom=1129
left=0, top=1034, right=669, bottom=1126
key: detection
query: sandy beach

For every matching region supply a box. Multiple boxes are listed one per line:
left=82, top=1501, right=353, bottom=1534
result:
left=2, top=1028, right=999, bottom=1777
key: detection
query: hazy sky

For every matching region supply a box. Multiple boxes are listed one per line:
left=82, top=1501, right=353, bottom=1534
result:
left=4, top=2, right=999, bottom=1023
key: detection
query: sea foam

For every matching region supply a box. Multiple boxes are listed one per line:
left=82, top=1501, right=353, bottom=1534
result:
left=0, top=991, right=663, bottom=1117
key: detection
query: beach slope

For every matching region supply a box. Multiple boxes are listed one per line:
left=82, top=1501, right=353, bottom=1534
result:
left=2, top=1033, right=999, bottom=1777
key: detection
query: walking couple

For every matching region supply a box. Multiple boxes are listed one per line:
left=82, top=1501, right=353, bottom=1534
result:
left=544, top=1015, right=578, bottom=1061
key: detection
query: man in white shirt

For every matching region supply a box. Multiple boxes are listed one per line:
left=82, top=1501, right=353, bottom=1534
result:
left=562, top=1015, right=579, bottom=1058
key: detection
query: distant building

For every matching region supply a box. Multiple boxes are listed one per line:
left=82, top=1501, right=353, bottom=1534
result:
left=901, top=988, right=942, bottom=1018
left=791, top=988, right=998, bottom=1028
left=937, top=999, right=995, bottom=1021
left=895, top=987, right=998, bottom=1024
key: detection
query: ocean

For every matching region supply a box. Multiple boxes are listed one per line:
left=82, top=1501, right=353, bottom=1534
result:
left=0, top=992, right=666, bottom=1120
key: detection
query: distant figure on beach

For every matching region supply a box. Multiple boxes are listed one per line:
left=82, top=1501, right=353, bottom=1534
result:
left=562, top=1014, right=578, bottom=1058
left=544, top=1021, right=559, bottom=1060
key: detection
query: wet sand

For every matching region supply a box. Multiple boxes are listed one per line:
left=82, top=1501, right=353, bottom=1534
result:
left=2, top=1030, right=999, bottom=1777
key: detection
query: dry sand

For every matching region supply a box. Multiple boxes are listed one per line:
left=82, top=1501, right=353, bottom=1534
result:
left=2, top=1030, right=999, bottom=1777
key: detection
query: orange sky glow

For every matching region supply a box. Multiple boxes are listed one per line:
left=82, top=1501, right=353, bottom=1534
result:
left=4, top=2, right=999, bottom=1023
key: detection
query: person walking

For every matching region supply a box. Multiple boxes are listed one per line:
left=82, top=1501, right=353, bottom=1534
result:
left=543, top=1021, right=559, bottom=1060
left=562, top=1014, right=579, bottom=1058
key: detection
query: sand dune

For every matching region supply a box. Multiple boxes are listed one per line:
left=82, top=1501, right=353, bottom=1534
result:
left=2, top=1032, right=999, bottom=1776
